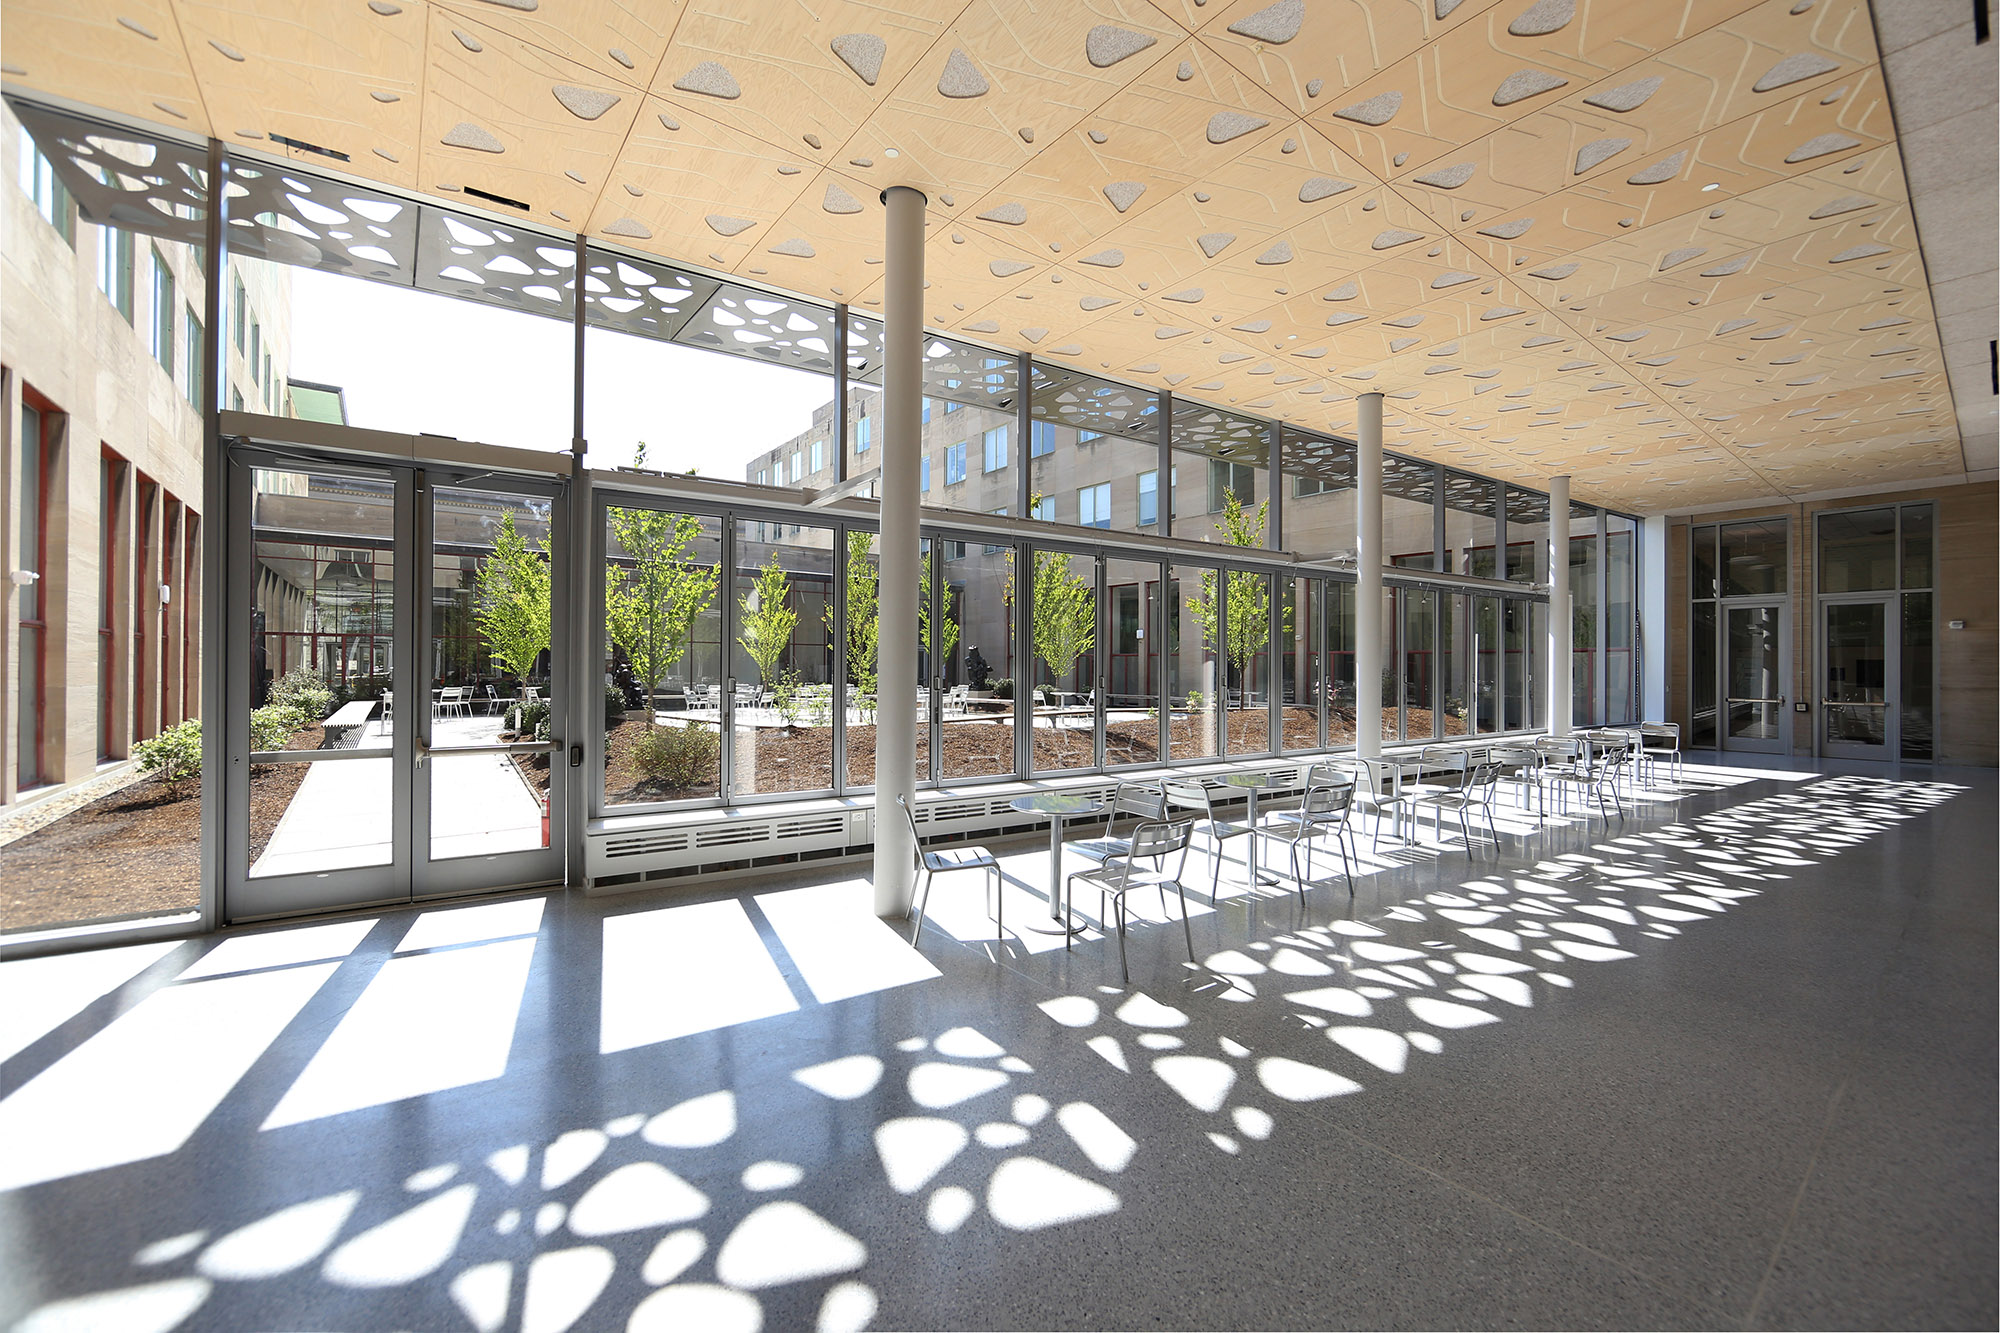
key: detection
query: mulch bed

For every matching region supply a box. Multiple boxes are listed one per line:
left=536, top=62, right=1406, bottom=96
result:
left=0, top=723, right=323, bottom=935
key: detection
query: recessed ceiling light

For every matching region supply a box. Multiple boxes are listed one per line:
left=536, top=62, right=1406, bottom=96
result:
left=1701, top=182, right=1720, bottom=192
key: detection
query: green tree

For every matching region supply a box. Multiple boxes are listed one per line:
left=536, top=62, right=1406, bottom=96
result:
left=605, top=506, right=717, bottom=727
left=1002, top=496, right=1096, bottom=697
left=473, top=512, right=552, bottom=682
left=920, top=556, right=959, bottom=665
left=736, top=553, right=797, bottom=689
left=828, top=530, right=879, bottom=700
left=1189, top=492, right=1271, bottom=707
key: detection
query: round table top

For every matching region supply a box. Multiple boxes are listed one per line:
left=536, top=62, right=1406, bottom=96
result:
left=1216, top=771, right=1282, bottom=789
left=1009, top=793, right=1104, bottom=816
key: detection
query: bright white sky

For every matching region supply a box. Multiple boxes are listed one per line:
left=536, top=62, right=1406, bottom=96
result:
left=287, top=267, right=835, bottom=476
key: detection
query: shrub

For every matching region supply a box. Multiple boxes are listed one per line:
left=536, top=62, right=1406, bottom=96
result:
left=605, top=682, right=628, bottom=730
left=136, top=719, right=203, bottom=797
left=773, top=667, right=804, bottom=728
left=268, top=665, right=335, bottom=721
left=508, top=700, right=551, bottom=737
left=251, top=702, right=312, bottom=751
left=632, top=723, right=720, bottom=790
left=992, top=677, right=1014, bottom=700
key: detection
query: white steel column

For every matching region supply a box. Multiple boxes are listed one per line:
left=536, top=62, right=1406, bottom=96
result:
left=1640, top=514, right=1667, bottom=723
left=872, top=184, right=925, bottom=916
left=1355, top=392, right=1384, bottom=760
left=1549, top=473, right=1572, bottom=735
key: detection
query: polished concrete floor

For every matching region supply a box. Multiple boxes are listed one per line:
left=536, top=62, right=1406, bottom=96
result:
left=1, top=756, right=1993, bottom=1331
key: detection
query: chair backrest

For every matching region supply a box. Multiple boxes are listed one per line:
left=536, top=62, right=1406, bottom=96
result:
left=1302, top=781, right=1355, bottom=818
left=1535, top=735, right=1580, bottom=760
left=1353, top=757, right=1395, bottom=796
left=1123, top=818, right=1195, bottom=868
left=1420, top=746, right=1468, bottom=786
left=1639, top=721, right=1680, bottom=752
left=895, top=795, right=925, bottom=867
left=1111, top=780, right=1167, bottom=821
left=1161, top=778, right=1214, bottom=819
left=1304, top=760, right=1352, bottom=789
left=1467, top=759, right=1503, bottom=794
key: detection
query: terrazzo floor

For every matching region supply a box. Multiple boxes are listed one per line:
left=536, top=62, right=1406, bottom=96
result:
left=1, top=754, right=1993, bottom=1331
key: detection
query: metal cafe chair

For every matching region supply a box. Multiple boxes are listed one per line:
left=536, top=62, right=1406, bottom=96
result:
left=1490, top=744, right=1545, bottom=824
left=1541, top=736, right=1624, bottom=825
left=1638, top=721, right=1683, bottom=786
left=1253, top=769, right=1357, bottom=900
left=1411, top=757, right=1505, bottom=852
left=1351, top=756, right=1416, bottom=851
left=1064, top=817, right=1198, bottom=983
left=1405, top=746, right=1470, bottom=842
left=1162, top=778, right=1256, bottom=899
left=1069, top=780, right=1168, bottom=872
left=898, top=796, right=1003, bottom=945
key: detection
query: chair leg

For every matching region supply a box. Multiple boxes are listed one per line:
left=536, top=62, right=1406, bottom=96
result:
left=991, top=867, right=1004, bottom=938
left=1175, top=882, right=1195, bottom=965
left=910, top=868, right=933, bottom=944
left=1115, top=896, right=1130, bottom=984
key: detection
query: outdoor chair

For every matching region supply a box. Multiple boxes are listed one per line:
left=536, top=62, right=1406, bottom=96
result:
left=1584, top=728, right=1642, bottom=799
left=1533, top=736, right=1584, bottom=814
left=898, top=796, right=1003, bottom=946
left=1351, top=757, right=1415, bottom=852
left=1490, top=744, right=1544, bottom=823
left=1064, top=817, right=1198, bottom=983
left=381, top=690, right=393, bottom=724
left=1411, top=757, right=1504, bottom=852
left=1405, top=747, right=1470, bottom=844
left=1637, top=722, right=1683, bottom=786
left=1252, top=769, right=1356, bottom=900
left=1162, top=778, right=1256, bottom=899
left=1069, top=780, right=1168, bottom=872
left=1540, top=736, right=1623, bottom=824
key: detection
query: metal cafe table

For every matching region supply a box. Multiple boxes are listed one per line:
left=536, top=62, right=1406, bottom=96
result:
left=1214, top=770, right=1288, bottom=887
left=1007, top=791, right=1105, bottom=936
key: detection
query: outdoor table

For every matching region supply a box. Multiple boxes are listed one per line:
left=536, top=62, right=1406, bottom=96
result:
left=1008, top=792, right=1105, bottom=935
left=1216, top=771, right=1286, bottom=887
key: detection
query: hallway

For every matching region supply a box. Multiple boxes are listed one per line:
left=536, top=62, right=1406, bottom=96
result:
left=2, top=757, right=1993, bottom=1331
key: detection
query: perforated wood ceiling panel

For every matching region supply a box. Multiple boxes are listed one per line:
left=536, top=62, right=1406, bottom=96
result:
left=1, top=0, right=1969, bottom=510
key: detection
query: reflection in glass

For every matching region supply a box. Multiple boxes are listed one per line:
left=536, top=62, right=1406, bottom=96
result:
left=1725, top=605, right=1782, bottom=741
left=1691, top=601, right=1717, bottom=748
left=1569, top=505, right=1598, bottom=727
left=1505, top=486, right=1548, bottom=584
left=1720, top=518, right=1787, bottom=596
left=1442, top=473, right=1499, bottom=578
left=1901, top=504, right=1933, bottom=589
left=1439, top=592, right=1467, bottom=738
left=1104, top=558, right=1164, bottom=766
left=730, top=519, right=835, bottom=797
left=1903, top=593, right=1933, bottom=761
left=1818, top=507, right=1897, bottom=593
left=603, top=506, right=722, bottom=804
left=1221, top=570, right=1274, bottom=756
left=1384, top=456, right=1437, bottom=569
left=1168, top=566, right=1219, bottom=760
left=1328, top=583, right=1357, bottom=746
left=939, top=534, right=1017, bottom=780
left=1605, top=515, right=1634, bottom=724
left=1279, top=577, right=1322, bottom=753
left=1402, top=589, right=1437, bottom=742
left=1028, top=547, right=1097, bottom=773
left=1822, top=601, right=1888, bottom=749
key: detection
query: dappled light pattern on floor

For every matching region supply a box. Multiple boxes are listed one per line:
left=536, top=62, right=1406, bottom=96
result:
left=0, top=769, right=1984, bottom=1332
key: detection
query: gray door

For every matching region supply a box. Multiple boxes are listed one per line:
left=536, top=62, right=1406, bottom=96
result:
left=1722, top=602, right=1789, bottom=754
left=1820, top=595, right=1898, bottom=760
left=225, top=447, right=567, bottom=922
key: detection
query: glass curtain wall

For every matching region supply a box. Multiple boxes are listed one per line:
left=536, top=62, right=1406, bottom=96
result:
left=1026, top=546, right=1098, bottom=774
left=1223, top=569, right=1275, bottom=755
left=1280, top=576, right=1323, bottom=752
left=1505, top=486, right=1549, bottom=584
left=602, top=506, right=723, bottom=805
left=1328, top=581, right=1357, bottom=745
left=1104, top=556, right=1165, bottom=766
left=1173, top=402, right=1269, bottom=546
left=729, top=518, right=835, bottom=796
left=1384, top=455, right=1438, bottom=569
left=1605, top=513, right=1635, bottom=723
left=1568, top=502, right=1599, bottom=727
left=1442, top=473, right=1499, bottom=577
left=1029, top=367, right=1161, bottom=534
left=1168, top=563, right=1221, bottom=759
left=1282, top=431, right=1357, bottom=558
left=938, top=529, right=1016, bottom=780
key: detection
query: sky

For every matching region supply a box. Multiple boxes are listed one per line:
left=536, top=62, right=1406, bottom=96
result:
left=286, top=266, right=837, bottom=477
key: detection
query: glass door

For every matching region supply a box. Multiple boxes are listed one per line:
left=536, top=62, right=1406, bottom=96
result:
left=226, top=449, right=567, bottom=920
left=1722, top=602, right=1788, bottom=753
left=1821, top=596, right=1897, bottom=760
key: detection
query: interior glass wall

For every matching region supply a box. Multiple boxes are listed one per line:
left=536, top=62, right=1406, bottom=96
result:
left=1605, top=513, right=1635, bottom=723
left=938, top=531, right=1016, bottom=780
left=1282, top=431, right=1357, bottom=559
left=1328, top=582, right=1357, bottom=745
left=1027, top=546, right=1098, bottom=774
left=1568, top=503, right=1599, bottom=727
left=729, top=518, right=835, bottom=796
left=1030, top=367, right=1161, bottom=534
left=1442, top=473, right=1499, bottom=577
left=1505, top=486, right=1549, bottom=584
left=1280, top=576, right=1323, bottom=752
left=1104, top=557, right=1165, bottom=766
left=602, top=505, right=723, bottom=805
left=1690, top=518, right=1788, bottom=749
left=1173, top=403, right=1269, bottom=546
left=1400, top=588, right=1439, bottom=742
left=1384, top=455, right=1438, bottom=569
left=913, top=344, right=1018, bottom=518
left=1167, top=564, right=1220, bottom=759
left=0, top=102, right=213, bottom=934
left=1223, top=569, right=1275, bottom=756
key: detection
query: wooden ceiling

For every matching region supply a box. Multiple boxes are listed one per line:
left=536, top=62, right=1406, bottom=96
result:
left=2, top=0, right=1967, bottom=510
